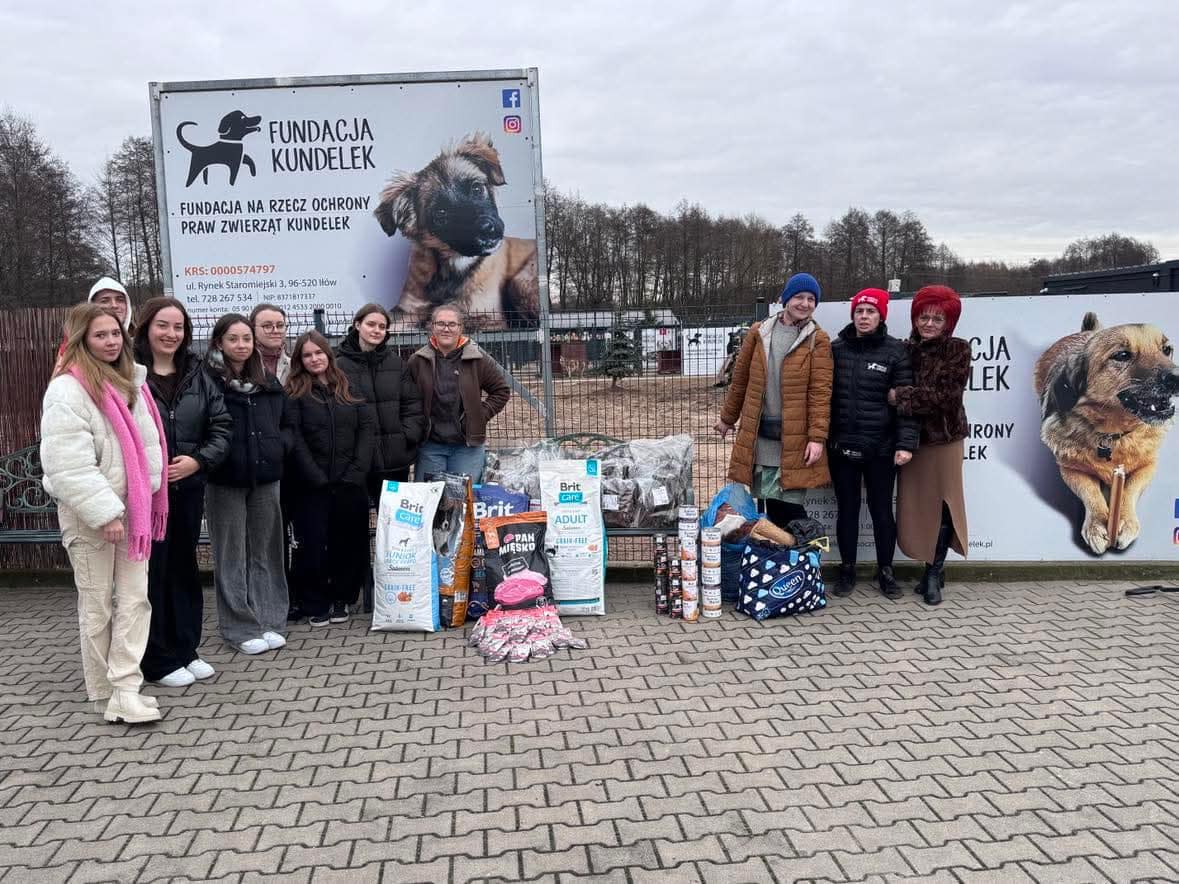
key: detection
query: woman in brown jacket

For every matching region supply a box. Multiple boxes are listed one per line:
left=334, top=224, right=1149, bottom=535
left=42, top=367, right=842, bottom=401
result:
left=407, top=303, right=510, bottom=482
left=715, top=273, right=834, bottom=528
left=890, top=285, right=970, bottom=605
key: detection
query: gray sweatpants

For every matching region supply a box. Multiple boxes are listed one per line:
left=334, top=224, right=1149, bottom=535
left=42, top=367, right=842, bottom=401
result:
left=205, top=482, right=289, bottom=645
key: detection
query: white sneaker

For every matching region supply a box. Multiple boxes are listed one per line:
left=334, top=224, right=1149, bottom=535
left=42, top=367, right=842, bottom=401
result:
left=262, top=631, right=286, bottom=650
left=104, top=690, right=162, bottom=724
left=155, top=667, right=196, bottom=688
left=186, top=659, right=215, bottom=680
left=238, top=638, right=270, bottom=655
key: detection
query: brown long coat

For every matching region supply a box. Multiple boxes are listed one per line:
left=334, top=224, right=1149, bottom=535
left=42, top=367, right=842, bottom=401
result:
left=720, top=317, right=833, bottom=490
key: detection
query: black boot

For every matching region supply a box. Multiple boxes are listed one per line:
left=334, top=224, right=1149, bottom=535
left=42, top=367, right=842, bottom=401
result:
left=878, top=566, right=902, bottom=599
left=833, top=564, right=856, bottom=597
left=921, top=520, right=953, bottom=605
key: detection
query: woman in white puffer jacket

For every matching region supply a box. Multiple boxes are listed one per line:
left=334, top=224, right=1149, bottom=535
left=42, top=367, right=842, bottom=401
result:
left=41, top=303, right=166, bottom=724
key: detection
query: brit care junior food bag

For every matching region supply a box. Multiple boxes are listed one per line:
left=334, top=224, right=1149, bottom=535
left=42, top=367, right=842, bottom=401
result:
left=372, top=480, right=444, bottom=632
left=540, top=459, right=607, bottom=616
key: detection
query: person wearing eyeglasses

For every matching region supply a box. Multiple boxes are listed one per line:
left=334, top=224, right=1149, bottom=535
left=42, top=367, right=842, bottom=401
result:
left=407, top=303, right=510, bottom=482
left=249, top=304, right=291, bottom=383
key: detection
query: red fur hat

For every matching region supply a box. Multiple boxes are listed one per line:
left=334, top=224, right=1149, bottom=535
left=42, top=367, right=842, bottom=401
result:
left=851, top=288, right=889, bottom=321
left=911, top=285, right=961, bottom=334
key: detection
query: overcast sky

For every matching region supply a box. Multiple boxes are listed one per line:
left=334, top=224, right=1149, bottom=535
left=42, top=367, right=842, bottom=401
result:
left=4, top=0, right=1175, bottom=262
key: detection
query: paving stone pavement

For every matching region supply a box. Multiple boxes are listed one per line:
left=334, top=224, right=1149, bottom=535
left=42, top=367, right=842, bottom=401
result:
left=2, top=577, right=1179, bottom=883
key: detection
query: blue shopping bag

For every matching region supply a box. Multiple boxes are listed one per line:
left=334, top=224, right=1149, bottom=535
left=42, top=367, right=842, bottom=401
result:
left=736, top=540, right=826, bottom=620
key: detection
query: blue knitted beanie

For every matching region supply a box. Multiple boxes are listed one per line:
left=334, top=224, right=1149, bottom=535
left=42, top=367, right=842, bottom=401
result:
left=780, top=272, right=821, bottom=304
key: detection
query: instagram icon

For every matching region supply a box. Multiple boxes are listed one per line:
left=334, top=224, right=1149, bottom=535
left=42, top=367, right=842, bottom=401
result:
left=503, top=115, right=522, bottom=134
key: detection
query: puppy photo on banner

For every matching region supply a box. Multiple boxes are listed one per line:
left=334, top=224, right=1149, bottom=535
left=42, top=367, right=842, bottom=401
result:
left=373, top=133, right=539, bottom=330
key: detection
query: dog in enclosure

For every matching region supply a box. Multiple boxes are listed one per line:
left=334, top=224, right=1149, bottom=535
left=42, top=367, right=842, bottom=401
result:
left=373, top=133, right=539, bottom=330
left=1033, top=312, right=1179, bottom=554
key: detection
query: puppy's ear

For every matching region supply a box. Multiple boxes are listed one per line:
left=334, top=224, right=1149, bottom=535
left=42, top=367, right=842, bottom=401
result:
left=1042, top=351, right=1088, bottom=420
left=457, top=133, right=506, bottom=186
left=374, top=176, right=417, bottom=237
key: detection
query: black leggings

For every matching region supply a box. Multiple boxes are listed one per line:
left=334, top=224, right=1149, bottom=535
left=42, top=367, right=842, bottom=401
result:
left=829, top=452, right=898, bottom=569
left=291, top=483, right=372, bottom=617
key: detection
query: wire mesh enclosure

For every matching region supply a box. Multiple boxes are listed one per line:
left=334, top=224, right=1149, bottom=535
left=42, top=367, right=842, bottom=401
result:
left=2, top=301, right=767, bottom=567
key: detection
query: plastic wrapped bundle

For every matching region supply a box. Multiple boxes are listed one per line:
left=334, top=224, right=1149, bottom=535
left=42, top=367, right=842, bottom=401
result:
left=483, top=440, right=562, bottom=500
left=627, top=434, right=694, bottom=528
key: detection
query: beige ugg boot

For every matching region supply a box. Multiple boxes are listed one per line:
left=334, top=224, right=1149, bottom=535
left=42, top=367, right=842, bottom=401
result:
left=92, top=694, right=158, bottom=714
left=103, top=690, right=162, bottom=724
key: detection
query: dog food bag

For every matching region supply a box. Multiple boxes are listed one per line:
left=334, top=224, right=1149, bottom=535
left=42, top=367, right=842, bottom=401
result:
left=435, top=473, right=475, bottom=628
left=473, top=483, right=531, bottom=527
left=480, top=511, right=552, bottom=601
left=540, top=459, right=607, bottom=616
left=372, top=480, right=444, bottom=632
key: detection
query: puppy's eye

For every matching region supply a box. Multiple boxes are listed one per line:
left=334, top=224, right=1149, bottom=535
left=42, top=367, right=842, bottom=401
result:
left=470, top=182, right=485, bottom=198
left=1164, top=344, right=1174, bottom=357
left=1111, top=350, right=1133, bottom=362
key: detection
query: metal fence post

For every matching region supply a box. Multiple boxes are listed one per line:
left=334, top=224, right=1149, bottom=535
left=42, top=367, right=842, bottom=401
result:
left=313, top=309, right=326, bottom=334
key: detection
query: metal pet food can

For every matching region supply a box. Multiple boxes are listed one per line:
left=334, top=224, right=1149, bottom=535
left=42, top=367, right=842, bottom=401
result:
left=701, top=527, right=723, bottom=565
left=677, top=505, right=699, bottom=523
left=679, top=536, right=697, bottom=561
left=702, top=583, right=722, bottom=618
left=681, top=579, right=698, bottom=602
left=682, top=596, right=700, bottom=622
left=681, top=558, right=697, bottom=582
left=701, top=562, right=721, bottom=585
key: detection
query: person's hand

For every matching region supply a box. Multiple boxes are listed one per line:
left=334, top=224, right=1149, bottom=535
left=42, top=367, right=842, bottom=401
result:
left=887, top=388, right=898, bottom=406
left=167, top=455, right=201, bottom=483
left=894, top=450, right=913, bottom=467
left=102, top=518, right=125, bottom=544
left=803, top=442, right=823, bottom=466
left=714, top=419, right=734, bottom=438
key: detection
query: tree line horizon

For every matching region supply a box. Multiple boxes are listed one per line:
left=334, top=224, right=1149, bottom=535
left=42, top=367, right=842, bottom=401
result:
left=0, top=110, right=1163, bottom=311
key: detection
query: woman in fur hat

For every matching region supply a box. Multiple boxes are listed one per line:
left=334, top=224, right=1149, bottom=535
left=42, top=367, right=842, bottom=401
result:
left=889, top=285, right=970, bottom=605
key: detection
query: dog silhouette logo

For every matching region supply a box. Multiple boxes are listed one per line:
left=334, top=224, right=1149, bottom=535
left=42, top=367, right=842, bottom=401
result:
left=176, top=110, right=262, bottom=186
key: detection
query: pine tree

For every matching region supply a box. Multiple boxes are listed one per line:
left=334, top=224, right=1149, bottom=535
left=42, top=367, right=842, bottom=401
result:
left=601, top=316, right=640, bottom=388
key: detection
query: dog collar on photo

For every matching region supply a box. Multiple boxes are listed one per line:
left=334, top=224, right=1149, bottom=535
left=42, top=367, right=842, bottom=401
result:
left=1096, top=431, right=1127, bottom=460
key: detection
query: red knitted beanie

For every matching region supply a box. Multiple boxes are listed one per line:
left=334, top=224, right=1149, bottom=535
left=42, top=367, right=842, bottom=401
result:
left=850, top=288, right=889, bottom=321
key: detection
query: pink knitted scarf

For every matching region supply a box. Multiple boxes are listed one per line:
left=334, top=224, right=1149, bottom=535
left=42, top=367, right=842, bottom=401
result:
left=69, top=368, right=169, bottom=560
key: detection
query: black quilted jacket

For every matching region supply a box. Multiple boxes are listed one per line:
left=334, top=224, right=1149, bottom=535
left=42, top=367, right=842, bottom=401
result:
left=829, top=322, right=920, bottom=457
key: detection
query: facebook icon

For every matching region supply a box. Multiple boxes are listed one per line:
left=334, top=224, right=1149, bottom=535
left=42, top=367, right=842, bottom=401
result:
left=502, top=89, right=521, bottom=108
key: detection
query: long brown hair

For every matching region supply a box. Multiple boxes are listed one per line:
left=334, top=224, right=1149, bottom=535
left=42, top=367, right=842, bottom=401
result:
left=207, top=313, right=267, bottom=385
left=133, top=297, right=194, bottom=371
left=286, top=331, right=360, bottom=403
left=56, top=302, right=138, bottom=406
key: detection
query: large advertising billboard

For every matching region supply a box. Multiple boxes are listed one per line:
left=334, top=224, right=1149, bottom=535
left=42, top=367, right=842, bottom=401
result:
left=150, top=70, right=545, bottom=329
left=795, top=292, right=1179, bottom=561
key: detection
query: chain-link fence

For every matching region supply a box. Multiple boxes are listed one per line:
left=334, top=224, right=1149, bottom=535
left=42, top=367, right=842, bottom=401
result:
left=2, top=302, right=766, bottom=567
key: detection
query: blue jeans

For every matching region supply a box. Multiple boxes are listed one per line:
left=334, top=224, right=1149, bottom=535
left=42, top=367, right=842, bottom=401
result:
left=415, top=442, right=486, bottom=483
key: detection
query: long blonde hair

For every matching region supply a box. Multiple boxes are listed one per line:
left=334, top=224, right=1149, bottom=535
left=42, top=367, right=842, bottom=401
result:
left=56, top=302, right=138, bottom=406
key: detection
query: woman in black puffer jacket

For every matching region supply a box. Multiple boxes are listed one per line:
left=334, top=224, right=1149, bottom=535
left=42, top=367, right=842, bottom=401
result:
left=335, top=303, right=425, bottom=500
left=204, top=314, right=291, bottom=657
left=133, top=298, right=233, bottom=688
left=285, top=331, right=375, bottom=627
left=828, top=289, right=919, bottom=599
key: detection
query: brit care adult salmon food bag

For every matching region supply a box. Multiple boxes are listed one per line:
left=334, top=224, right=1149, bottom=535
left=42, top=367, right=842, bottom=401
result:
left=540, top=459, right=606, bottom=615
left=372, top=480, right=444, bottom=632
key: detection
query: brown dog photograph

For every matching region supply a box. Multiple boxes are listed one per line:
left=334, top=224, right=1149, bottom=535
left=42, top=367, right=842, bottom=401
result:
left=1033, top=312, right=1179, bottom=554
left=373, top=132, right=539, bottom=330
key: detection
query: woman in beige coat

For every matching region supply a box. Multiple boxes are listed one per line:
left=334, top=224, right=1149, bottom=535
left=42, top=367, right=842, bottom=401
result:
left=41, top=303, right=166, bottom=724
left=715, top=273, right=833, bottom=528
